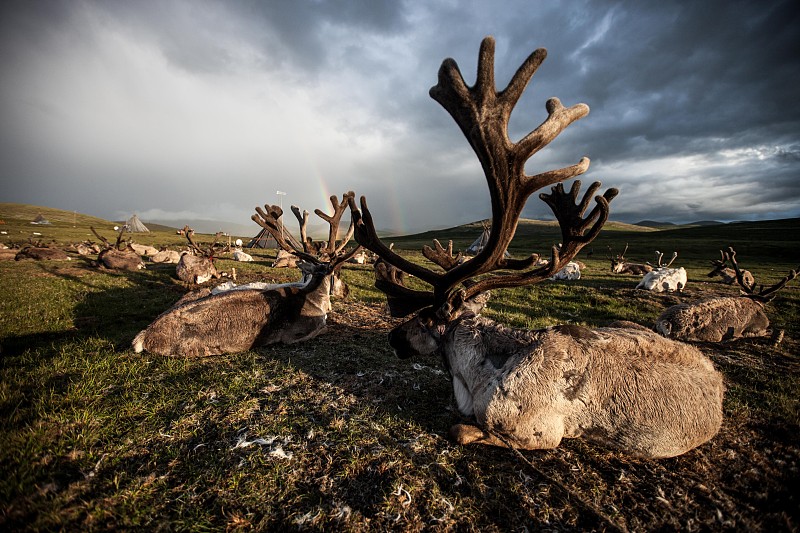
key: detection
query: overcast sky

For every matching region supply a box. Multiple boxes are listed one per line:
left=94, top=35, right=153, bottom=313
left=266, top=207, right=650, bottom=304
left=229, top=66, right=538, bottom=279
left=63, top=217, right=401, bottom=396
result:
left=2, top=0, right=799, bottom=234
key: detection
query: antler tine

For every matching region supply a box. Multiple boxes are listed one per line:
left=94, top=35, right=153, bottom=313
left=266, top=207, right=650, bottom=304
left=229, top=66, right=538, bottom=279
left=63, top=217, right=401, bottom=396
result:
left=252, top=205, right=309, bottom=258
left=622, top=243, right=629, bottom=258
left=756, top=267, right=800, bottom=302
left=333, top=220, right=355, bottom=256
left=664, top=252, right=678, bottom=268
left=315, top=191, right=355, bottom=257
left=349, top=195, right=444, bottom=286
left=725, top=246, right=798, bottom=302
left=458, top=182, right=615, bottom=303
left=114, top=227, right=128, bottom=250
left=290, top=205, right=312, bottom=254
left=422, top=239, right=463, bottom=271
left=90, top=226, right=110, bottom=248
left=724, top=247, right=755, bottom=294
left=182, top=225, right=205, bottom=255
left=374, top=260, right=436, bottom=317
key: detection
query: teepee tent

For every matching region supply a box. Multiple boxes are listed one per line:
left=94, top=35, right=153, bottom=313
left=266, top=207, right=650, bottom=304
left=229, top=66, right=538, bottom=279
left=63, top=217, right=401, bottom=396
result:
left=31, top=213, right=51, bottom=225
left=125, top=214, right=150, bottom=233
left=246, top=227, right=278, bottom=249
left=466, top=222, right=510, bottom=257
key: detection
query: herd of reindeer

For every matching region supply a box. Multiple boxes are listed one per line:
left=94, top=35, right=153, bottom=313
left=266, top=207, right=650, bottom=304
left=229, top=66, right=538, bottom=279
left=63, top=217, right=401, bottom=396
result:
left=7, top=38, right=800, bottom=460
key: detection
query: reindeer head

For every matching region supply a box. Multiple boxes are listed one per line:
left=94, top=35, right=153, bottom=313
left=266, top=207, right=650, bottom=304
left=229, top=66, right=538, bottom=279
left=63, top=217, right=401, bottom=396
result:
left=348, top=37, right=617, bottom=359
left=251, top=191, right=362, bottom=297
left=609, top=244, right=629, bottom=273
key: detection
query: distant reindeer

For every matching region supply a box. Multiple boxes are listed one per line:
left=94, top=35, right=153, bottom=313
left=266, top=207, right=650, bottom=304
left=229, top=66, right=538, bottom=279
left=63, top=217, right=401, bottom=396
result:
left=129, top=243, right=159, bottom=257
left=150, top=247, right=183, bottom=264
left=349, top=37, right=723, bottom=458
left=232, top=249, right=253, bottom=262
left=15, top=240, right=71, bottom=262
left=608, top=244, right=653, bottom=276
left=656, top=247, right=798, bottom=342
left=133, top=193, right=361, bottom=357
left=636, top=251, right=686, bottom=292
left=262, top=193, right=357, bottom=298
left=707, top=249, right=754, bottom=286
left=90, top=227, right=144, bottom=271
left=175, top=227, right=225, bottom=284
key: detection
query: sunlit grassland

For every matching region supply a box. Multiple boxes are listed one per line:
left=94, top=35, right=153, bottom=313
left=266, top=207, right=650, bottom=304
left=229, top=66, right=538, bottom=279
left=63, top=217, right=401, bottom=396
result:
left=1, top=211, right=799, bottom=530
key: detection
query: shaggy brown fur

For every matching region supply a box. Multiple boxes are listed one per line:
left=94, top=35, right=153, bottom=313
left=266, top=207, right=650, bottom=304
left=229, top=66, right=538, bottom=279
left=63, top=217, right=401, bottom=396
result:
left=176, top=253, right=218, bottom=283
left=132, top=266, right=332, bottom=357
left=97, top=247, right=144, bottom=271
left=15, top=247, right=70, bottom=261
left=655, top=296, right=769, bottom=342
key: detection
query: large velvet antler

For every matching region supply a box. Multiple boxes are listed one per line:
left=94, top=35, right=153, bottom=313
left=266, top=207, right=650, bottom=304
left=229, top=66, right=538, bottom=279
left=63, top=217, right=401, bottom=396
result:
left=351, top=37, right=616, bottom=316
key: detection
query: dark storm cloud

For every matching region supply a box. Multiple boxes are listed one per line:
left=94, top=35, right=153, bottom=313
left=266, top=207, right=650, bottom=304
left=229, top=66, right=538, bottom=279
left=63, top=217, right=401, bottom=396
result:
left=0, top=0, right=798, bottom=232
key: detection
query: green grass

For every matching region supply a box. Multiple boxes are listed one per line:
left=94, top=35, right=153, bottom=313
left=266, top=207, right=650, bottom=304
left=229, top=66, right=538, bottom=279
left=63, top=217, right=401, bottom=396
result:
left=1, top=204, right=799, bottom=530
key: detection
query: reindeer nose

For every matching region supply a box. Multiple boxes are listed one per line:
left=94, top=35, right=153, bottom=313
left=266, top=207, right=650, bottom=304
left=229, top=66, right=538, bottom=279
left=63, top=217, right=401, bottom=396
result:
left=388, top=329, right=412, bottom=359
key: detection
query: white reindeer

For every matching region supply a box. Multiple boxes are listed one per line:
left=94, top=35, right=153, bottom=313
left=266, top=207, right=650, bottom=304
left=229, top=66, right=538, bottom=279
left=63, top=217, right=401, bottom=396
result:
left=636, top=251, right=686, bottom=292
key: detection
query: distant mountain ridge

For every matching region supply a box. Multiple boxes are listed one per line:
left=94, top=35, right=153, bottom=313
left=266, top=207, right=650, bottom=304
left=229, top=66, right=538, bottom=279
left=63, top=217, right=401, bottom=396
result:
left=635, top=219, right=724, bottom=228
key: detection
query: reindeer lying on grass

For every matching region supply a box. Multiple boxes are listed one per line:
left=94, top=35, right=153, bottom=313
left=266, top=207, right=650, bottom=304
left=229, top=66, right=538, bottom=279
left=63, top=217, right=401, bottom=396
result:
left=133, top=194, right=361, bottom=357
left=636, top=251, right=686, bottom=292
left=175, top=226, right=227, bottom=284
left=608, top=244, right=652, bottom=276
left=656, top=247, right=798, bottom=342
left=15, top=240, right=71, bottom=261
left=90, top=227, right=144, bottom=271
left=349, top=37, right=723, bottom=459
left=707, top=248, right=754, bottom=286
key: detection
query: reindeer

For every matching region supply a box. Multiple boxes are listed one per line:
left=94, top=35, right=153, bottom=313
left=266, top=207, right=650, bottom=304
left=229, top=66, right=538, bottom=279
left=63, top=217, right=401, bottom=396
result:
left=150, top=247, right=183, bottom=264
left=608, top=244, right=653, bottom=276
left=348, top=37, right=723, bottom=459
left=656, top=247, right=798, bottom=342
left=15, top=240, right=71, bottom=261
left=129, top=243, right=159, bottom=257
left=636, top=251, right=686, bottom=292
left=90, top=227, right=145, bottom=271
left=133, top=194, right=361, bottom=357
left=175, top=227, right=225, bottom=284
left=261, top=193, right=357, bottom=298
left=707, top=249, right=754, bottom=286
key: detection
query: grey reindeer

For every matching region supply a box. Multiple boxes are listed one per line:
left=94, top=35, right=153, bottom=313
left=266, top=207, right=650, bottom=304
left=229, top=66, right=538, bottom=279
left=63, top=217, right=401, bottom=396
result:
left=348, top=37, right=723, bottom=459
left=656, top=247, right=798, bottom=342
left=133, top=192, right=361, bottom=357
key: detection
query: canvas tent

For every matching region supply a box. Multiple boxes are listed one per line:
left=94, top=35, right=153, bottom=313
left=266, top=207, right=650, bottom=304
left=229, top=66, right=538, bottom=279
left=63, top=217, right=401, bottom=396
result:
left=31, top=214, right=51, bottom=225
left=125, top=214, right=150, bottom=233
left=246, top=228, right=279, bottom=249
left=466, top=223, right=511, bottom=257
left=246, top=225, right=305, bottom=250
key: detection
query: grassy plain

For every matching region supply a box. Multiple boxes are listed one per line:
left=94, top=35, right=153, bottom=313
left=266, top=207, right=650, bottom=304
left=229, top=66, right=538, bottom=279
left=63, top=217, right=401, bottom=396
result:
left=1, top=203, right=799, bottom=531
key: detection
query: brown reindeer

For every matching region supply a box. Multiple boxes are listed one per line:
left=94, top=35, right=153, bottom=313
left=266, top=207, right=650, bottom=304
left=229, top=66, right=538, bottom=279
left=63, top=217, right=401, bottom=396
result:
left=132, top=194, right=361, bottom=357
left=656, top=247, right=798, bottom=342
left=259, top=193, right=357, bottom=298
left=608, top=244, right=653, bottom=275
left=348, top=37, right=723, bottom=459
left=90, top=227, right=145, bottom=271
left=15, top=239, right=71, bottom=262
left=175, top=226, right=225, bottom=284
left=707, top=249, right=755, bottom=286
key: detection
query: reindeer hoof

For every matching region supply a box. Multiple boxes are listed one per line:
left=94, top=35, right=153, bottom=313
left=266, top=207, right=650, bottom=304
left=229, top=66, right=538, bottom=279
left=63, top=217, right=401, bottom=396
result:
left=449, top=423, right=486, bottom=445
